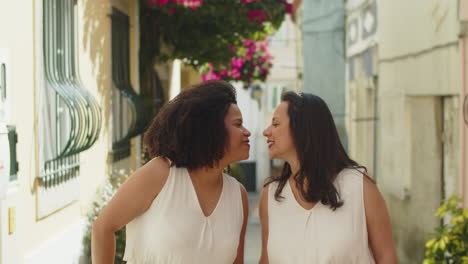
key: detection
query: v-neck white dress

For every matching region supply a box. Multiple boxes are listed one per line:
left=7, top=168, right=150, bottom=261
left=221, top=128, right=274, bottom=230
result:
left=123, top=166, right=243, bottom=264
left=267, top=168, right=375, bottom=264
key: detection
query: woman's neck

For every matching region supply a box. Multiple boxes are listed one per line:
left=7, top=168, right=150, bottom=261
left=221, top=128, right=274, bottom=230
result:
left=189, top=166, right=224, bottom=186
left=286, top=156, right=301, bottom=177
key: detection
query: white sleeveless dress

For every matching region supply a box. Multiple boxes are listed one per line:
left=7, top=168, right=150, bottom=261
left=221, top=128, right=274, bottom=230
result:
left=123, top=166, right=244, bottom=264
left=267, top=168, right=375, bottom=264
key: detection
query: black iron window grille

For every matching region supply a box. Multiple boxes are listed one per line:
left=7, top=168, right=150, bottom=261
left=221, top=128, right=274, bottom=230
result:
left=40, top=0, right=102, bottom=188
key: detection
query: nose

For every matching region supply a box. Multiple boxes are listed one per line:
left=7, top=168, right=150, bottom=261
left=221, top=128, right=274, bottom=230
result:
left=243, top=127, right=251, bottom=137
left=263, top=126, right=271, bottom=137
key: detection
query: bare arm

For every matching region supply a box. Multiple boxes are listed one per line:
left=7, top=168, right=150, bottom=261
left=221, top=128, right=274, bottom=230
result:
left=91, top=158, right=170, bottom=264
left=234, top=185, right=249, bottom=264
left=364, top=176, right=398, bottom=264
left=258, top=186, right=269, bottom=264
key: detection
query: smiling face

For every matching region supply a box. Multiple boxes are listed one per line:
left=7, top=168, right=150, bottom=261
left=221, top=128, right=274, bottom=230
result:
left=223, top=104, right=251, bottom=164
left=263, top=101, right=296, bottom=160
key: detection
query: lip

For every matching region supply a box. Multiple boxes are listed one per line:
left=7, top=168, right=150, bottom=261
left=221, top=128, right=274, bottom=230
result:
left=267, top=140, right=274, bottom=149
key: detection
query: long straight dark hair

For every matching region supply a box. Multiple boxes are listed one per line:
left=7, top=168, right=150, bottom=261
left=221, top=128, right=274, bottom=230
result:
left=265, top=92, right=366, bottom=210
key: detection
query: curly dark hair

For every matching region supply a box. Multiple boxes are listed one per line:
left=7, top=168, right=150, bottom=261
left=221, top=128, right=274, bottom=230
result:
left=143, top=80, right=237, bottom=170
left=266, top=92, right=366, bottom=210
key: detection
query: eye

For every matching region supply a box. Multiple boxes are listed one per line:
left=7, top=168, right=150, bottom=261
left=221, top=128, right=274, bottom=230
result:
left=272, top=123, right=279, bottom=127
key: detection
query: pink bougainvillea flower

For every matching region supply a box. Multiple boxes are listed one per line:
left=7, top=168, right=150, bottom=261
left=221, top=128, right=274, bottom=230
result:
left=248, top=44, right=258, bottom=53
left=229, top=68, right=241, bottom=80
left=231, top=57, right=244, bottom=68
left=220, top=69, right=228, bottom=76
left=148, top=0, right=169, bottom=6
left=202, top=71, right=221, bottom=81
left=229, top=44, right=237, bottom=53
left=169, top=7, right=175, bottom=14
left=241, top=0, right=256, bottom=3
left=170, top=0, right=203, bottom=9
left=203, top=39, right=273, bottom=85
left=246, top=10, right=269, bottom=24
left=184, top=0, right=203, bottom=9
left=284, top=3, right=293, bottom=14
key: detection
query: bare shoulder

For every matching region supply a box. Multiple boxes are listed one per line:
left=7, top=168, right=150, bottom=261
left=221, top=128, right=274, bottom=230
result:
left=93, top=157, right=172, bottom=232
left=238, top=183, right=248, bottom=198
left=259, top=184, right=270, bottom=213
left=138, top=156, right=171, bottom=174
left=362, top=174, right=380, bottom=198
left=124, top=157, right=171, bottom=202
left=362, top=173, right=387, bottom=214
left=132, top=157, right=170, bottom=182
left=260, top=184, right=270, bottom=200
left=238, top=184, right=249, bottom=215
left=259, top=184, right=270, bottom=254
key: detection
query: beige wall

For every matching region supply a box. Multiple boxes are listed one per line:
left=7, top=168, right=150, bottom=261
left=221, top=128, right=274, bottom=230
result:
left=347, top=56, right=377, bottom=175
left=269, top=17, right=299, bottom=86
left=459, top=0, right=468, bottom=206
left=378, top=0, right=459, bottom=60
left=345, top=0, right=378, bottom=176
left=78, top=0, right=113, bottom=215
left=0, top=0, right=143, bottom=262
left=0, top=1, right=38, bottom=262
left=181, top=64, right=202, bottom=90
left=374, top=0, right=460, bottom=263
left=461, top=37, right=468, bottom=205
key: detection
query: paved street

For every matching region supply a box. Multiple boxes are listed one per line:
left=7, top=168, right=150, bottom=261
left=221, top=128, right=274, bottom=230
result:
left=245, top=192, right=261, bottom=264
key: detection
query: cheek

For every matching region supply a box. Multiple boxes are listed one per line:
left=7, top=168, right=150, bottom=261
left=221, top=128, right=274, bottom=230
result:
left=277, top=128, right=293, bottom=146
left=227, top=129, right=242, bottom=146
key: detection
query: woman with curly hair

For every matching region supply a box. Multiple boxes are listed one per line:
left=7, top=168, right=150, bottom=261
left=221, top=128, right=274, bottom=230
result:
left=259, top=92, right=398, bottom=264
left=92, top=80, right=251, bottom=264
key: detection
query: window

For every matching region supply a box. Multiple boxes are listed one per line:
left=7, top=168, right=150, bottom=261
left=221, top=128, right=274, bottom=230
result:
left=0, top=51, right=17, bottom=182
left=0, top=49, right=10, bottom=124
left=7, top=125, right=18, bottom=182
left=39, top=0, right=101, bottom=188
left=267, top=82, right=290, bottom=112
left=1, top=63, right=5, bottom=101
left=110, top=8, right=148, bottom=162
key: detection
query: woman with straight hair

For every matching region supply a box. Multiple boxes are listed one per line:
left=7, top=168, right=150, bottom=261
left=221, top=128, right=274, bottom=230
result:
left=260, top=92, right=398, bottom=264
left=92, top=80, right=251, bottom=264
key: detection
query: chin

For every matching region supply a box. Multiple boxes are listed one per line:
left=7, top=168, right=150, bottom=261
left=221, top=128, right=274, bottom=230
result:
left=268, top=151, right=276, bottom=159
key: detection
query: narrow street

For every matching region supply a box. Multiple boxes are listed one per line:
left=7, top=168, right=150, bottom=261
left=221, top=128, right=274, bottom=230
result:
left=245, top=192, right=261, bottom=264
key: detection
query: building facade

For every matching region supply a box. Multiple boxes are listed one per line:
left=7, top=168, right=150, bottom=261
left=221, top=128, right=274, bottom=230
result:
left=346, top=0, right=461, bottom=262
left=0, top=0, right=176, bottom=262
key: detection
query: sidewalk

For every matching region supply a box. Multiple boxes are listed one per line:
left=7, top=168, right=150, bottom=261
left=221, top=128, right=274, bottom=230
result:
left=245, top=192, right=261, bottom=264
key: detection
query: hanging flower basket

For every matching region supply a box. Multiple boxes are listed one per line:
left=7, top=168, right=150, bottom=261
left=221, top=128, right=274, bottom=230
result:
left=201, top=39, right=273, bottom=86
left=144, top=0, right=289, bottom=71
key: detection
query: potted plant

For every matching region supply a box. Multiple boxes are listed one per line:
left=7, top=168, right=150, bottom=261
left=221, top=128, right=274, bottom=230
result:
left=423, top=196, right=468, bottom=264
